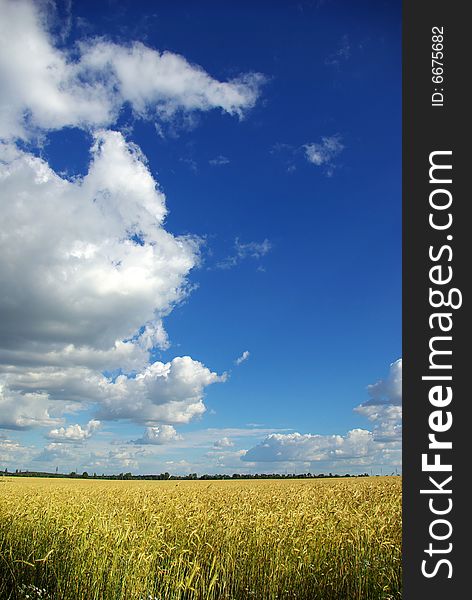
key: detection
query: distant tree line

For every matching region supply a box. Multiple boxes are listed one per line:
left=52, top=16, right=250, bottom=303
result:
left=1, top=468, right=380, bottom=480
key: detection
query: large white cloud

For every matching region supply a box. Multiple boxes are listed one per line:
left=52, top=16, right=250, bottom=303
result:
left=0, top=131, right=207, bottom=429
left=0, top=0, right=264, bottom=140
left=0, top=132, right=196, bottom=358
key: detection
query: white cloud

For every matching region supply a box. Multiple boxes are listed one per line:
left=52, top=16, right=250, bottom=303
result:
left=213, top=437, right=234, bottom=449
left=79, top=41, right=264, bottom=121
left=132, top=424, right=182, bottom=445
left=235, top=351, right=250, bottom=365
left=47, top=419, right=101, bottom=442
left=98, top=357, right=226, bottom=424
left=0, top=0, right=265, bottom=140
left=0, top=132, right=195, bottom=360
left=304, top=135, right=344, bottom=175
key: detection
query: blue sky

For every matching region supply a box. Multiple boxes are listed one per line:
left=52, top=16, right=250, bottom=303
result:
left=0, top=0, right=401, bottom=475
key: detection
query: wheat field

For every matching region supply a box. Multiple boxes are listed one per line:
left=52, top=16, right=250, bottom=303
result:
left=0, top=476, right=401, bottom=600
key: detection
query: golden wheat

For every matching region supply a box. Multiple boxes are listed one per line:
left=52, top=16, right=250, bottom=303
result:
left=0, top=476, right=401, bottom=600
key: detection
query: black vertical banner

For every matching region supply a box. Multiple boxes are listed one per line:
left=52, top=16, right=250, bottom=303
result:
left=403, top=1, right=469, bottom=598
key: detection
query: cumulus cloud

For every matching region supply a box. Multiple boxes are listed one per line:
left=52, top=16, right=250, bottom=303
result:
left=0, top=132, right=195, bottom=361
left=132, top=424, right=182, bottom=445
left=47, top=419, right=101, bottom=442
left=213, top=437, right=234, bottom=449
left=97, top=357, right=226, bottom=424
left=0, top=0, right=265, bottom=140
left=235, top=351, right=250, bottom=366
left=304, top=135, right=344, bottom=175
